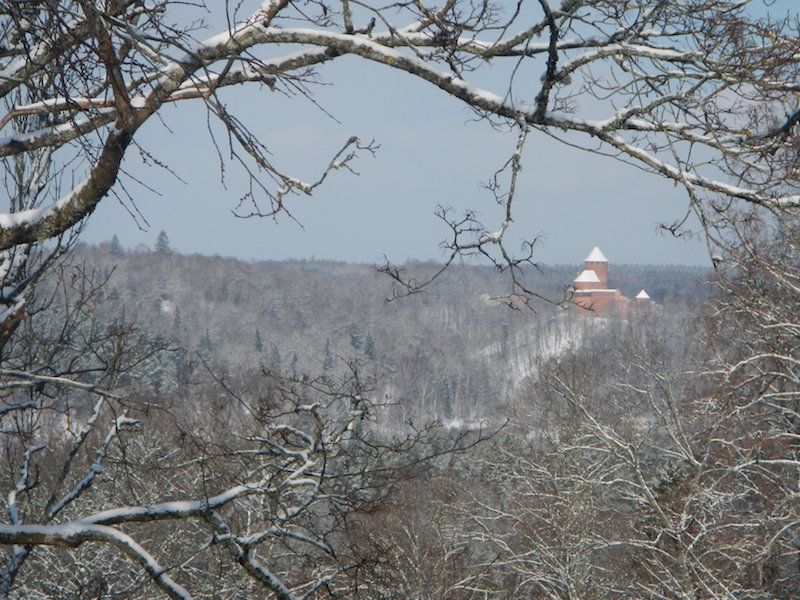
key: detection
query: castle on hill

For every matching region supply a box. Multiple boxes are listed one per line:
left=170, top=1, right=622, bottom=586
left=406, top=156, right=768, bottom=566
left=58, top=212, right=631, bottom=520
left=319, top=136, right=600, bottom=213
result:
left=572, top=246, right=654, bottom=315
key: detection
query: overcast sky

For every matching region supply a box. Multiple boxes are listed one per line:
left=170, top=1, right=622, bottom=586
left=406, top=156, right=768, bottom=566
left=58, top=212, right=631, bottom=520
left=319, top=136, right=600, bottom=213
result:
left=81, top=0, right=795, bottom=267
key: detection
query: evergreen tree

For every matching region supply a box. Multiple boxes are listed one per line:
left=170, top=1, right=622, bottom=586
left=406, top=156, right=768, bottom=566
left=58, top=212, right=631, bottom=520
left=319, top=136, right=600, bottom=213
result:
left=172, top=347, right=195, bottom=395
left=438, top=375, right=455, bottom=420
left=149, top=358, right=166, bottom=395
left=270, top=343, right=281, bottom=371
left=198, top=329, right=213, bottom=359
left=322, top=338, right=334, bottom=371
left=254, top=328, right=264, bottom=353
left=172, top=307, right=183, bottom=336
left=364, top=332, right=376, bottom=361
left=109, top=234, right=124, bottom=256
left=155, top=230, right=172, bottom=253
left=347, top=322, right=362, bottom=350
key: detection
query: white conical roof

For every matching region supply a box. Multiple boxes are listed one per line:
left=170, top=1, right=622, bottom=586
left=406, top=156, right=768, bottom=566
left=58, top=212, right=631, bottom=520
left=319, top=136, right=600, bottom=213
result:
left=574, top=269, right=600, bottom=283
left=636, top=289, right=650, bottom=299
left=585, top=246, right=607, bottom=262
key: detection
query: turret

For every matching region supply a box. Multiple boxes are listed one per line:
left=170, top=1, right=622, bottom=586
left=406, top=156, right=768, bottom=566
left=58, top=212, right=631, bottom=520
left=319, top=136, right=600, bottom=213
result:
left=584, top=246, right=608, bottom=288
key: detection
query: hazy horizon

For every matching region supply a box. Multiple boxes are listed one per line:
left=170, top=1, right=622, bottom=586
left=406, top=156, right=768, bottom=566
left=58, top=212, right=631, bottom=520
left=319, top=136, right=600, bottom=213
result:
left=78, top=2, right=793, bottom=267
left=88, top=236, right=713, bottom=269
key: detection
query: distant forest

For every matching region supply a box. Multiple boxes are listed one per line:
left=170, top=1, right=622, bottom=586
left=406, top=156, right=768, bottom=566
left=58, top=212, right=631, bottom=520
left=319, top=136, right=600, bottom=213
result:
left=69, top=239, right=713, bottom=426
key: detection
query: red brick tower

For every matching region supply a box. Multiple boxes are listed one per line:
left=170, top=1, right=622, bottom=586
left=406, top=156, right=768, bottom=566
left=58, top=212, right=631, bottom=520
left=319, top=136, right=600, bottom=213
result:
left=585, top=246, right=608, bottom=288
left=573, top=269, right=600, bottom=291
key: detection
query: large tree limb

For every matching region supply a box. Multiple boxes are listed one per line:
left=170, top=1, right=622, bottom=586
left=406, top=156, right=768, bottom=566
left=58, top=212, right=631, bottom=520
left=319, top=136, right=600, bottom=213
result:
left=0, top=524, right=191, bottom=599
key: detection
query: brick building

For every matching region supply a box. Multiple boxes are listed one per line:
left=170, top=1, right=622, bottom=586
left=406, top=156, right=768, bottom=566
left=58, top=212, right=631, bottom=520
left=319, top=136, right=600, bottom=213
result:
left=573, top=247, right=654, bottom=315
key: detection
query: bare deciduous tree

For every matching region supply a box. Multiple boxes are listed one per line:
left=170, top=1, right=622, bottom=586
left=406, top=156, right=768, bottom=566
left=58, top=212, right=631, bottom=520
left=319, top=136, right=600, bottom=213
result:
left=0, top=1, right=798, bottom=597
left=1, top=287, right=488, bottom=599
left=0, top=1, right=796, bottom=291
left=457, top=246, right=799, bottom=598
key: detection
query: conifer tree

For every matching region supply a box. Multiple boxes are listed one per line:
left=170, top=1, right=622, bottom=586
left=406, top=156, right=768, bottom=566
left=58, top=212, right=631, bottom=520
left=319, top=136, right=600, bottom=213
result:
left=347, top=323, right=362, bottom=350
left=364, top=332, right=376, bottom=361
left=198, top=329, right=213, bottom=359
left=270, top=343, right=282, bottom=371
left=155, top=230, right=171, bottom=253
left=172, top=307, right=183, bottom=336
left=323, top=338, right=334, bottom=372
left=109, top=234, right=124, bottom=256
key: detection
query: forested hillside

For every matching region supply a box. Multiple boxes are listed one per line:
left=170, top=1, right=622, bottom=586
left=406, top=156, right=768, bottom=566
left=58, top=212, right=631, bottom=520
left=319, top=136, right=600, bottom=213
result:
left=1, top=1, right=797, bottom=597
left=74, top=241, right=712, bottom=425
left=12, top=235, right=796, bottom=599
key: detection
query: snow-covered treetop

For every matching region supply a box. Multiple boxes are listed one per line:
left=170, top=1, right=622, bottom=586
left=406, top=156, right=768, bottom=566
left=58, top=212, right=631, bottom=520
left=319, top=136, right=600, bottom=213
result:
left=585, top=247, right=608, bottom=263
left=574, top=269, right=600, bottom=283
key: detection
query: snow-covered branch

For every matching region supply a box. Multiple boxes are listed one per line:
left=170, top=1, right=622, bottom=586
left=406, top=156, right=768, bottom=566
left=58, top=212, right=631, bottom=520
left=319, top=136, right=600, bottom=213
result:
left=0, top=523, right=191, bottom=600
left=0, top=0, right=796, bottom=255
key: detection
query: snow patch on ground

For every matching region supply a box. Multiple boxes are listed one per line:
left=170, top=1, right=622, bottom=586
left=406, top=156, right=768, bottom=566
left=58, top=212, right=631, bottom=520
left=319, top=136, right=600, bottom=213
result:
left=160, top=299, right=175, bottom=314
left=441, top=417, right=490, bottom=431
left=479, top=314, right=609, bottom=390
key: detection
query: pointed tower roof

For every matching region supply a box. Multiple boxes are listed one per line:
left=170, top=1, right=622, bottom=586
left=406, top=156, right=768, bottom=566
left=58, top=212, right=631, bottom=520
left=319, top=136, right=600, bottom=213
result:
left=636, top=289, right=650, bottom=299
left=585, top=246, right=607, bottom=262
left=574, top=269, right=600, bottom=284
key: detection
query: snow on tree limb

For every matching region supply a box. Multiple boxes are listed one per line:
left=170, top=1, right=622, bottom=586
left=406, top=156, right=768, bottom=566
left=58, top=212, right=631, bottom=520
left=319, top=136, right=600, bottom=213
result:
left=0, top=523, right=192, bottom=600
left=0, top=0, right=796, bottom=254
left=0, top=2, right=797, bottom=596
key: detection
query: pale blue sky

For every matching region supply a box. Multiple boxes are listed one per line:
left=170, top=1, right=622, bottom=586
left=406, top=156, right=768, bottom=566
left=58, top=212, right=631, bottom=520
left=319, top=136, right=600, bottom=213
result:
left=81, top=1, right=795, bottom=267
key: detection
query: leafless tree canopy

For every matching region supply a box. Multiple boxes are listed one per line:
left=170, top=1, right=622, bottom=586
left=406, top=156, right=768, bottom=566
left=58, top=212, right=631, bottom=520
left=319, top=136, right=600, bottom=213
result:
left=0, top=1, right=798, bottom=598
left=0, top=1, right=797, bottom=256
